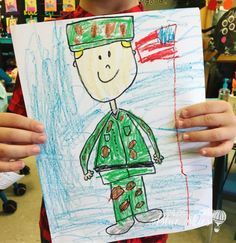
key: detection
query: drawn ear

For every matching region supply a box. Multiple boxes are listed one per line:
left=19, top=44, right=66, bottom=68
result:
left=74, top=50, right=83, bottom=59
left=121, top=41, right=131, bottom=48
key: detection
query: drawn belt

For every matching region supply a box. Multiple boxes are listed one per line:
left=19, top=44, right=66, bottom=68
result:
left=94, top=162, right=154, bottom=172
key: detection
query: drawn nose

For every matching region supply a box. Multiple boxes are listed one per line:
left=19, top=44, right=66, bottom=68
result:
left=105, top=64, right=111, bottom=69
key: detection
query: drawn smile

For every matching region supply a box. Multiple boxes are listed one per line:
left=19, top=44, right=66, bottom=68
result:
left=97, top=69, right=119, bottom=83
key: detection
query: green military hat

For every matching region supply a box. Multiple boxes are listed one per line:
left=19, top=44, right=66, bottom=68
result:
left=66, top=16, right=134, bottom=52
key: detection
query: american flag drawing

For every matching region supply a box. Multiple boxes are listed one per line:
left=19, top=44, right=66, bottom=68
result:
left=135, top=24, right=178, bottom=63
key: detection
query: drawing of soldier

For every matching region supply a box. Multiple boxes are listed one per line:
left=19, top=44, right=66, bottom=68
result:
left=66, top=16, right=164, bottom=235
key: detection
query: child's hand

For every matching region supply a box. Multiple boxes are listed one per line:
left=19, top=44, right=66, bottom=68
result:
left=176, top=100, right=236, bottom=157
left=153, top=154, right=164, bottom=164
left=84, top=170, right=94, bottom=181
left=0, top=113, right=47, bottom=172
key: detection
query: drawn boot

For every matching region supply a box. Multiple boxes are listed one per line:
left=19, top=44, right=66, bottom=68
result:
left=106, top=217, right=135, bottom=235
left=135, top=209, right=163, bottom=223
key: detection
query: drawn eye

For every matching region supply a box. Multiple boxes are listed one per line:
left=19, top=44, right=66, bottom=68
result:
left=98, top=55, right=102, bottom=60
left=108, top=51, right=111, bottom=57
left=221, top=27, right=228, bottom=35
left=222, top=19, right=228, bottom=27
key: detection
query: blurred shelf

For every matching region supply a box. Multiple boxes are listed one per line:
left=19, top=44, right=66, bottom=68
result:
left=217, top=54, right=236, bottom=63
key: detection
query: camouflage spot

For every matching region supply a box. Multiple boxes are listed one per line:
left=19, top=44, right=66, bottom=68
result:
left=130, top=149, right=137, bottom=159
left=120, top=200, right=130, bottom=212
left=91, top=23, right=98, bottom=38
left=74, top=38, right=80, bottom=44
left=126, top=181, right=136, bottom=191
left=106, top=121, right=113, bottom=133
left=120, top=23, right=126, bottom=36
left=105, top=22, right=116, bottom=38
left=120, top=115, right=124, bottom=121
left=101, top=146, right=110, bottom=158
left=111, top=186, right=124, bottom=200
left=128, top=140, right=136, bottom=149
left=136, top=201, right=145, bottom=209
left=75, top=24, right=83, bottom=35
left=135, top=188, right=143, bottom=197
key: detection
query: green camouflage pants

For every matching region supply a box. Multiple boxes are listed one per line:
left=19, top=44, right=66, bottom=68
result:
left=110, top=176, right=148, bottom=222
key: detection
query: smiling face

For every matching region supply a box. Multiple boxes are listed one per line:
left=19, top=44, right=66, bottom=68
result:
left=75, top=41, right=137, bottom=102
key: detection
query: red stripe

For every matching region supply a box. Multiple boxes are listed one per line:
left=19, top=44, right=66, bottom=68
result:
left=135, top=30, right=158, bottom=49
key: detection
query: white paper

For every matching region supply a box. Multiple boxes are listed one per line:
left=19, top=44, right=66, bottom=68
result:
left=11, top=8, right=212, bottom=243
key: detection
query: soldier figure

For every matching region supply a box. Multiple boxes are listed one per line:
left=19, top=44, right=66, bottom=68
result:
left=66, top=16, right=164, bottom=235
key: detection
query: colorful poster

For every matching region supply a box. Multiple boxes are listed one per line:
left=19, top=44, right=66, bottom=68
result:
left=26, top=16, right=38, bottom=23
left=45, top=0, right=57, bottom=12
left=44, top=16, right=56, bottom=21
left=11, top=9, right=212, bottom=242
left=62, top=0, right=75, bottom=12
left=25, top=0, right=37, bottom=12
left=6, top=16, right=17, bottom=33
left=4, top=0, right=17, bottom=13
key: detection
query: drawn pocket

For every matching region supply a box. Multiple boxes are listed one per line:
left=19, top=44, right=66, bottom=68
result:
left=104, top=134, right=110, bottom=142
left=123, top=126, right=131, bottom=136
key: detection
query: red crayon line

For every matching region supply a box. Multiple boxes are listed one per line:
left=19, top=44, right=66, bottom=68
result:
left=172, top=55, right=190, bottom=225
left=135, top=30, right=157, bottom=48
left=140, top=47, right=178, bottom=63
left=136, top=23, right=190, bottom=223
left=139, top=42, right=175, bottom=52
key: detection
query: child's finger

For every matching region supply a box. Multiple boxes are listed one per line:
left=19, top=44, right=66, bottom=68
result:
left=199, top=140, right=234, bottom=157
left=0, top=113, right=44, bottom=132
left=0, top=143, right=41, bottom=160
left=0, top=127, right=46, bottom=144
left=180, top=100, right=232, bottom=118
left=182, top=127, right=235, bottom=142
left=176, top=113, right=232, bottom=128
left=0, top=160, right=25, bottom=172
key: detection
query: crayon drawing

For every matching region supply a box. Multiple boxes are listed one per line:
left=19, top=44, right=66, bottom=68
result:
left=11, top=8, right=212, bottom=243
left=67, top=16, right=166, bottom=235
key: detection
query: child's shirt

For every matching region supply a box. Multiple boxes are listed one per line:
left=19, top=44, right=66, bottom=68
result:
left=8, top=77, right=27, bottom=116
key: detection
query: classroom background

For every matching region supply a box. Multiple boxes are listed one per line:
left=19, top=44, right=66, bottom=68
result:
left=0, top=0, right=235, bottom=242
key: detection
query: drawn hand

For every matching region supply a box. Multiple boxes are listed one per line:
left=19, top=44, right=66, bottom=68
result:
left=153, top=154, right=164, bottom=164
left=0, top=113, right=46, bottom=172
left=176, top=100, right=236, bottom=157
left=84, top=170, right=94, bottom=181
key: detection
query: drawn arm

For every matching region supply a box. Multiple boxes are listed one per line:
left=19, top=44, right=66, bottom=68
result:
left=80, top=113, right=111, bottom=180
left=127, top=111, right=164, bottom=164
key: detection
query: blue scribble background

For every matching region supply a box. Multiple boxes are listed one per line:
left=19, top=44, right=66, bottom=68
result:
left=11, top=8, right=212, bottom=243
